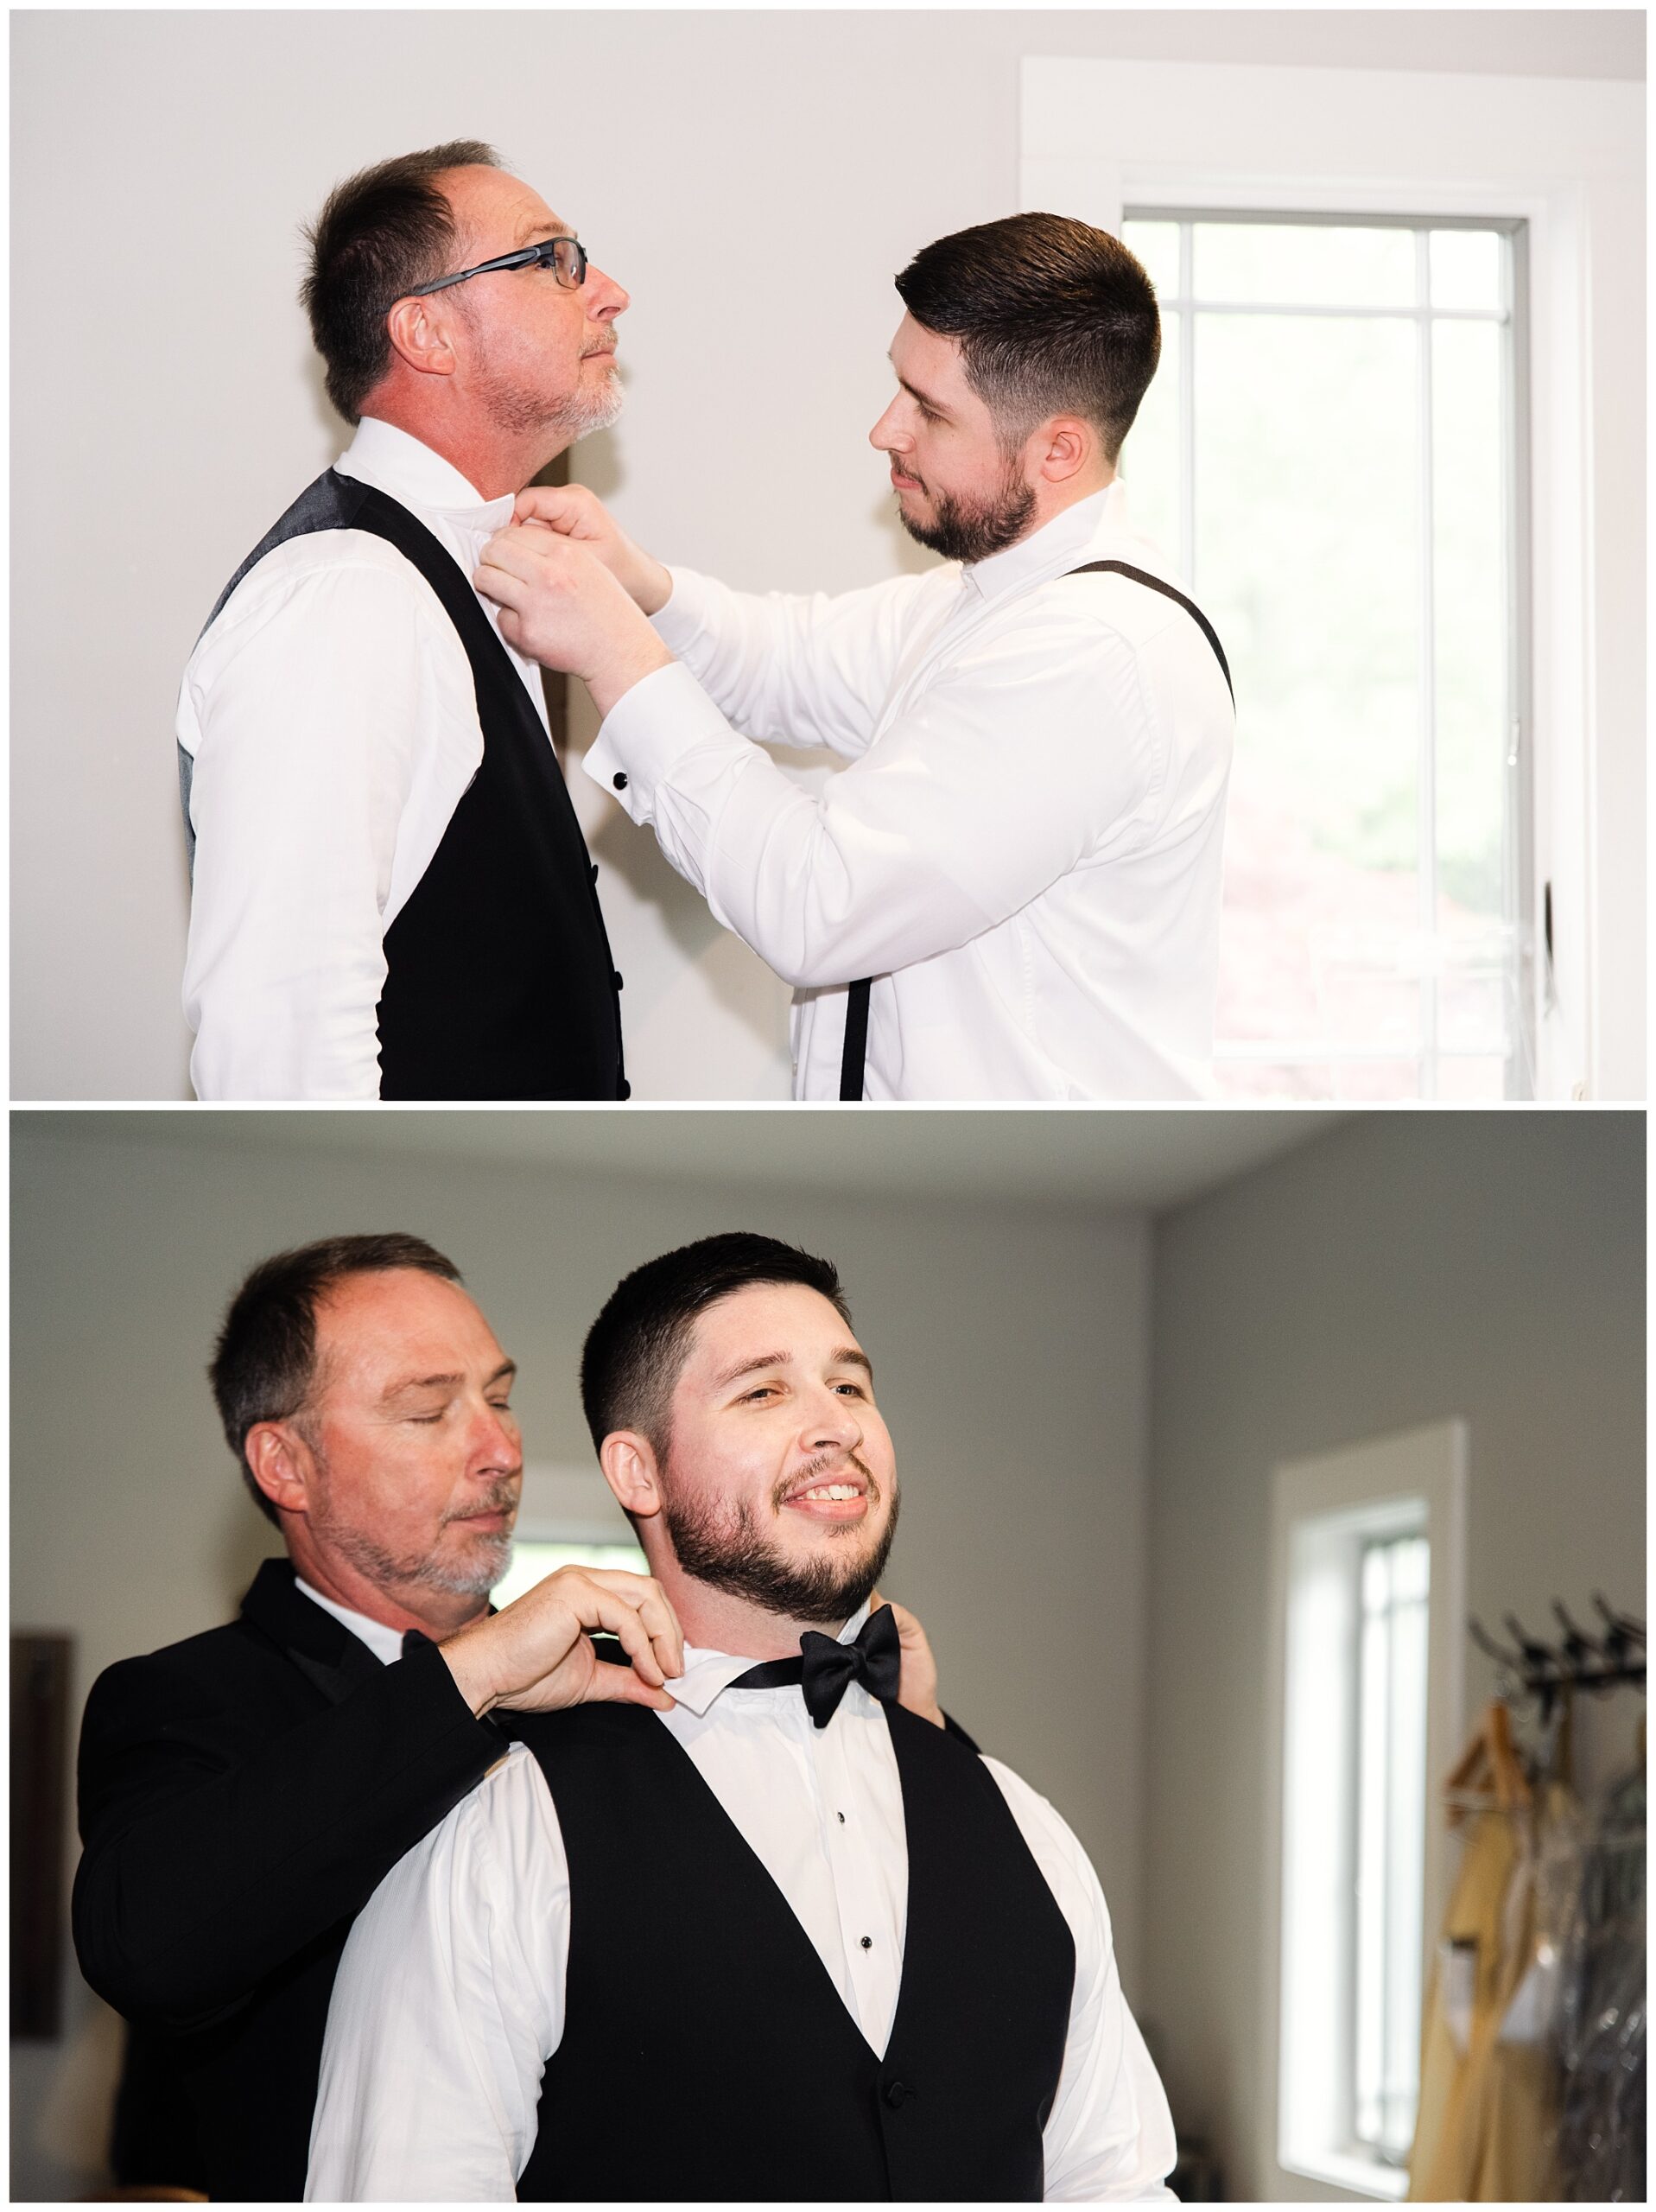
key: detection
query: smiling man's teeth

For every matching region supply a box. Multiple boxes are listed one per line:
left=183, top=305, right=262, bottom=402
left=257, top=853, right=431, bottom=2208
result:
left=799, top=1484, right=860, bottom=1502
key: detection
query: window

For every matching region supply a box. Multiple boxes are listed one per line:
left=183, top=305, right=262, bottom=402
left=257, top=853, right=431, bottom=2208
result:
left=1355, top=1535, right=1431, bottom=2163
left=1267, top=1424, right=1465, bottom=2200
left=492, top=1538, right=648, bottom=1609
left=1119, top=212, right=1527, bottom=1103
left=491, top=1462, right=645, bottom=1609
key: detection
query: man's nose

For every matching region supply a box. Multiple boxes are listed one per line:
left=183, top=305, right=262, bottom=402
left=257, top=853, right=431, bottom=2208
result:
left=803, top=1389, right=862, bottom=1452
left=586, top=264, right=629, bottom=321
left=869, top=400, right=904, bottom=453
left=469, top=1398, right=522, bottom=1470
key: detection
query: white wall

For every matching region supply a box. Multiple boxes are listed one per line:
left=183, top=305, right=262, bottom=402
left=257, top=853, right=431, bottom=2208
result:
left=1143, top=1109, right=1646, bottom=2200
left=11, top=10, right=1644, bottom=1100
left=10, top=1111, right=1152, bottom=2196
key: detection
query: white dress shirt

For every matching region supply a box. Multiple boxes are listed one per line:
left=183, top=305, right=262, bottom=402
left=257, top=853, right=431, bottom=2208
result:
left=306, top=1603, right=1177, bottom=2203
left=178, top=418, right=554, bottom=1102
left=585, top=482, right=1233, bottom=1100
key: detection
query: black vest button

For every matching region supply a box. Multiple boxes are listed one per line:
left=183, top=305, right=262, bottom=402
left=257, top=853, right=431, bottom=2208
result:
left=613, top=971, right=624, bottom=992
left=612, top=772, right=628, bottom=791
left=618, top=1078, right=631, bottom=1101
left=884, top=2080, right=912, bottom=2109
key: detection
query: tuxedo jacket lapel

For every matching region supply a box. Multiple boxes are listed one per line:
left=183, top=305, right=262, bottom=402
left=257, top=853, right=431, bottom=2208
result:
left=238, top=1559, right=384, bottom=1706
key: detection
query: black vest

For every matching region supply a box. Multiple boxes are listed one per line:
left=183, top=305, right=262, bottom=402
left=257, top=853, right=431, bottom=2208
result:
left=514, top=1699, right=1076, bottom=2202
left=186, top=471, right=625, bottom=1100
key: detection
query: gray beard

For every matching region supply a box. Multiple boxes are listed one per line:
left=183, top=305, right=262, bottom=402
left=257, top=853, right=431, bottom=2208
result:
left=309, top=1478, right=517, bottom=1600
left=660, top=1455, right=900, bottom=1625
left=474, top=356, right=625, bottom=446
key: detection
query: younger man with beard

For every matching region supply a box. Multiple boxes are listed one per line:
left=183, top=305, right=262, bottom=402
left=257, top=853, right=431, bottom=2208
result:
left=179, top=143, right=645, bottom=1099
left=307, top=1234, right=1175, bottom=2201
left=476, top=214, right=1236, bottom=1102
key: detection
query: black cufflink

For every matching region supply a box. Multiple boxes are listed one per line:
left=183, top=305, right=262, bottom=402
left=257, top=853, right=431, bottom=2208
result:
left=612, top=772, right=628, bottom=791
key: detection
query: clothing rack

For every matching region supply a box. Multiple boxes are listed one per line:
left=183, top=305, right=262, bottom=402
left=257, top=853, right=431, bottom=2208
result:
left=1469, top=1594, right=1646, bottom=1721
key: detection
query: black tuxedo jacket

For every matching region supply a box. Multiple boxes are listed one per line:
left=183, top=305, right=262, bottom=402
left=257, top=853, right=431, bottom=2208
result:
left=73, top=1558, right=505, bottom=2202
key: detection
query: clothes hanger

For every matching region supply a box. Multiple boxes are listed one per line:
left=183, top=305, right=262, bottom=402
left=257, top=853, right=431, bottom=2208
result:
left=1443, top=1695, right=1532, bottom=1827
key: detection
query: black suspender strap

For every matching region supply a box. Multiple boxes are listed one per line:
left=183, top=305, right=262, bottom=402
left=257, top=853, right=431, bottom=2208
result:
left=839, top=977, right=872, bottom=1101
left=1063, top=560, right=1234, bottom=701
left=834, top=560, right=1232, bottom=1102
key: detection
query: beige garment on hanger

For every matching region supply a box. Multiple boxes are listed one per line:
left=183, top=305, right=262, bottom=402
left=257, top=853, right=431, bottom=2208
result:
left=1407, top=1790, right=1565, bottom=2202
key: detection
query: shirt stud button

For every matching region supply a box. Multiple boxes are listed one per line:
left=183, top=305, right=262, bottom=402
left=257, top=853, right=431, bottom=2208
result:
left=613, top=971, right=624, bottom=992
left=837, top=1811, right=846, bottom=1824
left=612, top=772, right=628, bottom=791
left=860, top=1936, right=872, bottom=1950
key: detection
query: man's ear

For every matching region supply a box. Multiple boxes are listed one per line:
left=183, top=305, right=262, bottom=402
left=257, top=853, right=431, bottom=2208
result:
left=600, top=1431, right=663, bottom=1523
left=243, top=1420, right=320, bottom=1522
left=1034, top=415, right=1098, bottom=486
left=384, top=294, right=461, bottom=382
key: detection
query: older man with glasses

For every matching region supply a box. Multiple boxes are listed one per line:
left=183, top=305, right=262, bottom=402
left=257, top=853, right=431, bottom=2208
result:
left=177, top=141, right=650, bottom=1100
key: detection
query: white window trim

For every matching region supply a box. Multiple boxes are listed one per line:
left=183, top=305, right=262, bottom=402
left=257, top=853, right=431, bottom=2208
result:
left=1021, top=59, right=1645, bottom=1102
left=1261, top=1421, right=1468, bottom=2201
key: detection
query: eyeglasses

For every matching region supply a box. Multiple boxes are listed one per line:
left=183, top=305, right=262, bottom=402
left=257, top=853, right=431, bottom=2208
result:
left=392, top=235, right=589, bottom=309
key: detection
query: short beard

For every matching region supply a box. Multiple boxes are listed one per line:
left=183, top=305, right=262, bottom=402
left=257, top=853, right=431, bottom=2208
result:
left=661, top=1455, right=900, bottom=1626
left=897, top=454, right=1037, bottom=564
left=307, top=1455, right=517, bottom=1600
left=472, top=353, right=625, bottom=447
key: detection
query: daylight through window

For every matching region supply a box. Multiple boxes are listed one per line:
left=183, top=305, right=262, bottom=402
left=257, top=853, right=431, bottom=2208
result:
left=1120, top=213, right=1528, bottom=1101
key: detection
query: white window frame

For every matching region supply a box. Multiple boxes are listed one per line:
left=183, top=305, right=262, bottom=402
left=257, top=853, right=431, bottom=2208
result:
left=1021, top=59, right=1645, bottom=1102
left=1263, top=1421, right=1468, bottom=2201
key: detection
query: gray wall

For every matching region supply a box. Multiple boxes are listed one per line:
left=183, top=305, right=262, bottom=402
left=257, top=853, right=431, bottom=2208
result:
left=10, top=1114, right=1151, bottom=2197
left=11, top=9, right=1644, bottom=1100
left=1143, top=1109, right=1646, bottom=2200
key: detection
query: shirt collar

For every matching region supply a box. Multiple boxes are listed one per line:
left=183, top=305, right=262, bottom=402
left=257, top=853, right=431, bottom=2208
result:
left=292, top=1576, right=407, bottom=1668
left=335, top=415, right=517, bottom=532
left=667, top=1596, right=874, bottom=1718
left=961, top=480, right=1132, bottom=607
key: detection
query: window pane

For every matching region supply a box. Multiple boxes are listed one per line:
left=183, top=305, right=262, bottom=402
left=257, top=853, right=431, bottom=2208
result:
left=1355, top=1533, right=1430, bottom=2164
left=1435, top=1053, right=1507, bottom=1099
left=492, top=1538, right=647, bottom=1609
left=1430, top=228, right=1501, bottom=310
left=1195, top=223, right=1415, bottom=308
left=1196, top=312, right=1420, bottom=1056
left=1123, top=218, right=1180, bottom=297
left=1331, top=1059, right=1421, bottom=1103
left=1120, top=304, right=1180, bottom=556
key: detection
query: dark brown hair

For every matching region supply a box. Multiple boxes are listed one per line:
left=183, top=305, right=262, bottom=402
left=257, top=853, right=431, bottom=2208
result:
left=299, top=140, right=499, bottom=423
left=211, top=1233, right=464, bottom=1525
left=581, top=1233, right=852, bottom=1460
left=896, top=213, right=1161, bottom=462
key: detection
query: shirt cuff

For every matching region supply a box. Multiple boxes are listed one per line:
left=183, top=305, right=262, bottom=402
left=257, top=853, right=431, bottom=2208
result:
left=647, top=565, right=718, bottom=657
left=584, top=659, right=751, bottom=823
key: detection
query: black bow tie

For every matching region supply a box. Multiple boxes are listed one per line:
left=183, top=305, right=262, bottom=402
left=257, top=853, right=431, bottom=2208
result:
left=729, top=1603, right=902, bottom=1729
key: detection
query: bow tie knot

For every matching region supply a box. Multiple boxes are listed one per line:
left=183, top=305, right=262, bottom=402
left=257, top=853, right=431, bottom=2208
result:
left=730, top=1603, right=902, bottom=1728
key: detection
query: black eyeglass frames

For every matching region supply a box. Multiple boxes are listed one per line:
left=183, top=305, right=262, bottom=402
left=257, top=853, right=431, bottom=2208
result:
left=392, top=235, right=589, bottom=310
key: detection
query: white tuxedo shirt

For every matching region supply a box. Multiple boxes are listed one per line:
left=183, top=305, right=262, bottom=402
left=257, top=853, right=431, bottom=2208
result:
left=585, top=483, right=1233, bottom=1100
left=306, top=1601, right=1177, bottom=2202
